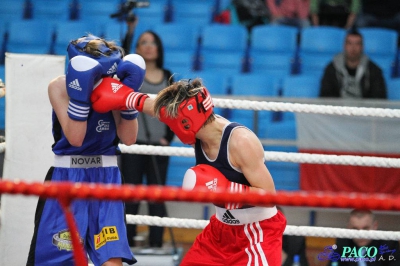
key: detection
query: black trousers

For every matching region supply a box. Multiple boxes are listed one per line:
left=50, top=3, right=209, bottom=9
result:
left=319, top=4, right=349, bottom=28
left=120, top=153, right=169, bottom=247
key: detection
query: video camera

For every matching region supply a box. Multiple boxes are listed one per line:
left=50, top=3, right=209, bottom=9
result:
left=110, top=0, right=150, bottom=22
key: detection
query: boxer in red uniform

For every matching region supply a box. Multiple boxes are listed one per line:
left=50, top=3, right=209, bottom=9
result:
left=91, top=78, right=286, bottom=266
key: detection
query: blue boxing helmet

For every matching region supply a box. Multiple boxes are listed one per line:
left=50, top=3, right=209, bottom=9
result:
left=67, top=35, right=122, bottom=76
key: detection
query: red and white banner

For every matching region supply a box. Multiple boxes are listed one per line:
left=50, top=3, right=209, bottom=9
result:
left=296, top=113, right=400, bottom=194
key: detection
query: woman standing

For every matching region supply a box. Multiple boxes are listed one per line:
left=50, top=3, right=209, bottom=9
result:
left=120, top=30, right=175, bottom=248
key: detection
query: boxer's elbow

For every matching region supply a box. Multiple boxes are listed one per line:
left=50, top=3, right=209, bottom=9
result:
left=117, top=120, right=138, bottom=145
left=65, top=129, right=86, bottom=147
left=120, top=135, right=137, bottom=146
left=62, top=118, right=88, bottom=147
left=68, top=136, right=84, bottom=147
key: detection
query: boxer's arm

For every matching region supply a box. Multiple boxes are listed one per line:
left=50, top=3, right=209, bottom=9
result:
left=48, top=75, right=87, bottom=147
left=229, top=128, right=276, bottom=195
left=112, top=110, right=138, bottom=145
left=141, top=95, right=155, bottom=117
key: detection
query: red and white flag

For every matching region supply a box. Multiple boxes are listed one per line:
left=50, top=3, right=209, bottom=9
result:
left=296, top=113, right=400, bottom=194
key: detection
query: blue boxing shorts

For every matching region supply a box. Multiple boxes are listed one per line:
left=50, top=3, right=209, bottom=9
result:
left=27, top=155, right=136, bottom=266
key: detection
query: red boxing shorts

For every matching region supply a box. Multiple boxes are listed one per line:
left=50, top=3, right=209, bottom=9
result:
left=181, top=207, right=286, bottom=266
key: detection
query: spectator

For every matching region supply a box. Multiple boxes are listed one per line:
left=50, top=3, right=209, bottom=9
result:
left=327, top=209, right=400, bottom=266
left=356, top=0, right=400, bottom=34
left=266, top=0, right=311, bottom=29
left=310, top=0, right=361, bottom=29
left=231, top=0, right=271, bottom=31
left=319, top=29, right=387, bottom=99
left=120, top=29, right=175, bottom=248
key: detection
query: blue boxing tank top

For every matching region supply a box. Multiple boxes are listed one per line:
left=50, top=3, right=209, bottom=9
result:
left=52, top=109, right=119, bottom=155
left=195, top=122, right=251, bottom=186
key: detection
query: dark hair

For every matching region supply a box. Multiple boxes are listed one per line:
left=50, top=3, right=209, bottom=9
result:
left=350, top=209, right=375, bottom=221
left=71, top=35, right=124, bottom=57
left=346, top=27, right=363, bottom=39
left=136, top=30, right=164, bottom=69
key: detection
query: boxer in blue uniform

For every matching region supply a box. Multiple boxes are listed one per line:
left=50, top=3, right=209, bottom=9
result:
left=26, top=35, right=145, bottom=266
left=90, top=78, right=287, bottom=265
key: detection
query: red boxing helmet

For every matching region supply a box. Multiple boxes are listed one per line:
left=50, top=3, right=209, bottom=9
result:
left=160, top=87, right=214, bottom=145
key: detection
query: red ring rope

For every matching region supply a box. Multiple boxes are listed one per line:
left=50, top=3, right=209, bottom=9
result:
left=1, top=179, right=399, bottom=265
left=1, top=180, right=399, bottom=211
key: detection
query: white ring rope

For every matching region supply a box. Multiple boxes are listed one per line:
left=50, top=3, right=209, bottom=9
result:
left=212, top=98, right=400, bottom=118
left=1, top=142, right=398, bottom=168
left=147, top=94, right=400, bottom=118
left=127, top=215, right=400, bottom=241
left=1, top=96, right=398, bottom=167
left=119, top=144, right=400, bottom=168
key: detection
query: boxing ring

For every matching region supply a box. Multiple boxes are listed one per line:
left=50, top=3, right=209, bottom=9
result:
left=0, top=54, right=399, bottom=266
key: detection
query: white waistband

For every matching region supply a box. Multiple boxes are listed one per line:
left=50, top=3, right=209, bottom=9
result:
left=54, top=155, right=118, bottom=168
left=215, top=206, right=277, bottom=225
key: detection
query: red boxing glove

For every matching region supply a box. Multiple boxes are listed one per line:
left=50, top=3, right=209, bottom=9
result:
left=90, top=77, right=149, bottom=113
left=182, top=164, right=249, bottom=210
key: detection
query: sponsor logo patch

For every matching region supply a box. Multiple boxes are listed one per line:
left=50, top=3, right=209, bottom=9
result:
left=96, top=119, right=110, bottom=132
left=70, top=156, right=102, bottom=167
left=94, top=226, right=120, bottom=250
left=52, top=229, right=84, bottom=251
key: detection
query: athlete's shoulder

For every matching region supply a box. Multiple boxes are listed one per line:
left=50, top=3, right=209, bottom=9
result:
left=230, top=122, right=255, bottom=136
left=49, top=75, right=66, bottom=88
left=230, top=126, right=260, bottom=150
left=48, top=75, right=68, bottom=102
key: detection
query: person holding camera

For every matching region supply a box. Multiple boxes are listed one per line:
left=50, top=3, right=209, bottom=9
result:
left=120, top=24, right=175, bottom=248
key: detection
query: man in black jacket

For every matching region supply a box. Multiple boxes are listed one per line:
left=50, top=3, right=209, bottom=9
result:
left=356, top=0, right=400, bottom=33
left=319, top=29, right=387, bottom=99
left=327, top=209, right=399, bottom=266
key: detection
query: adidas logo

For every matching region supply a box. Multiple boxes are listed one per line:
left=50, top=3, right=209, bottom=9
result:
left=68, top=79, right=82, bottom=91
left=222, top=210, right=240, bottom=224
left=107, top=62, right=118, bottom=75
left=203, top=93, right=213, bottom=110
left=111, top=83, right=123, bottom=93
left=205, top=178, right=217, bottom=191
